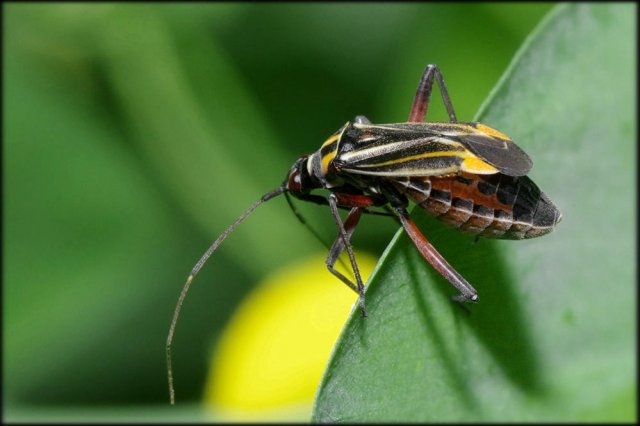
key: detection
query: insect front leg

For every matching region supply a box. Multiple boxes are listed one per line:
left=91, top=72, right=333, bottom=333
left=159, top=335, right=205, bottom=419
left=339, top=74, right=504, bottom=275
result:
left=327, top=193, right=371, bottom=317
left=325, top=206, right=363, bottom=294
left=408, top=64, right=457, bottom=123
left=392, top=205, right=478, bottom=303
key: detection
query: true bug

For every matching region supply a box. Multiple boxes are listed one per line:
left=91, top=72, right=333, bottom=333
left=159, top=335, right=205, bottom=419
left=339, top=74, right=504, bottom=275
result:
left=166, top=64, right=562, bottom=403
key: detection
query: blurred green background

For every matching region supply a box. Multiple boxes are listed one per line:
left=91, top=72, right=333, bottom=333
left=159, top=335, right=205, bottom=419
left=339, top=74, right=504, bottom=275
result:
left=4, top=2, right=556, bottom=420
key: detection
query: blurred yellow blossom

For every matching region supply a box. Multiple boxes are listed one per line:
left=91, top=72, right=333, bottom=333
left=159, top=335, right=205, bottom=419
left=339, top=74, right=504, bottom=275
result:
left=204, top=252, right=378, bottom=420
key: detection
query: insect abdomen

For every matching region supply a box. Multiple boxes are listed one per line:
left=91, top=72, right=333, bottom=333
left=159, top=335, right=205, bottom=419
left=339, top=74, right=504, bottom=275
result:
left=394, top=173, right=561, bottom=239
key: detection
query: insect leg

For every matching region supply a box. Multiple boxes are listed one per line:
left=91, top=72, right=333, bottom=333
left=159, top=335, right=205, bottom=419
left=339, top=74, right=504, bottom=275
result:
left=393, top=206, right=478, bottom=302
left=328, top=194, right=368, bottom=316
left=325, top=206, right=363, bottom=295
left=408, top=64, right=457, bottom=123
left=290, top=190, right=393, bottom=217
left=285, top=191, right=390, bottom=301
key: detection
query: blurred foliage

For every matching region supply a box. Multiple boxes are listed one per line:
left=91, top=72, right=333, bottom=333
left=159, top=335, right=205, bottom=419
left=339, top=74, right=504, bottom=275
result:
left=5, top=2, right=557, bottom=421
left=313, top=3, right=635, bottom=422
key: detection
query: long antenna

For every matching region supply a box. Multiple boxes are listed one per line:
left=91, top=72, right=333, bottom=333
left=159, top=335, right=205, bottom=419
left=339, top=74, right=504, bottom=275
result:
left=166, top=186, right=286, bottom=404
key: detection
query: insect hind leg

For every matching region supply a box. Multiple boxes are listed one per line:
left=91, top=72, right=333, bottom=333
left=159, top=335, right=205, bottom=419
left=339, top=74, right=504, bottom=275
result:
left=393, top=205, right=478, bottom=302
left=408, top=64, right=457, bottom=123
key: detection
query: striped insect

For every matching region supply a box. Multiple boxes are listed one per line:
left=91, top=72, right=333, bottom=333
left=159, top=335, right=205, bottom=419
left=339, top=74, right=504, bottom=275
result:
left=166, top=64, right=562, bottom=403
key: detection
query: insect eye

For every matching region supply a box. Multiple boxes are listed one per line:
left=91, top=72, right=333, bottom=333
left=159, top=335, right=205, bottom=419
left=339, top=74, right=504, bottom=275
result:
left=288, top=168, right=302, bottom=192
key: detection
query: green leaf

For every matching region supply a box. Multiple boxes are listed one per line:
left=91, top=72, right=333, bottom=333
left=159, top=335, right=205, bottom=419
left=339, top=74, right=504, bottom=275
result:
left=312, top=3, right=635, bottom=422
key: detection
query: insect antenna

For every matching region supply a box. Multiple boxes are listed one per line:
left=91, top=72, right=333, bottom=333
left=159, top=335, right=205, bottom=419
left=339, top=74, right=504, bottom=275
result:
left=166, top=186, right=286, bottom=405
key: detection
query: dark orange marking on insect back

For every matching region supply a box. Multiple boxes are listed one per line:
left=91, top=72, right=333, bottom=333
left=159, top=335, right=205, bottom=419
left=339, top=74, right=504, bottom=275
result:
left=430, top=174, right=515, bottom=213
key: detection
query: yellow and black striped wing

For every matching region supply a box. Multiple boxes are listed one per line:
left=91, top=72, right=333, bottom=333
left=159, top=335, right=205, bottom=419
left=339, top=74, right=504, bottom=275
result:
left=333, top=123, right=495, bottom=177
left=333, top=122, right=532, bottom=178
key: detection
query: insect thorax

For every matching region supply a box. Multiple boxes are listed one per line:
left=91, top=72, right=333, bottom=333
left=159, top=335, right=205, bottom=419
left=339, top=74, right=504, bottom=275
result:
left=307, top=122, right=350, bottom=188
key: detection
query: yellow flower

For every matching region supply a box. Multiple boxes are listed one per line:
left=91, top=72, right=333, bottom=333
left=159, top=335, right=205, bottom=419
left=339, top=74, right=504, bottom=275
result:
left=204, top=252, right=378, bottom=421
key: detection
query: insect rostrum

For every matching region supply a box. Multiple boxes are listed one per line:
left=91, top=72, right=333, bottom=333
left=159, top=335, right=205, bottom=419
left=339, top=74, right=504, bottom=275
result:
left=166, top=64, right=562, bottom=404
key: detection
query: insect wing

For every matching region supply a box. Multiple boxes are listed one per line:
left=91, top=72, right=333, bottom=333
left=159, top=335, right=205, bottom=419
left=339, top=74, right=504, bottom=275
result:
left=454, top=122, right=533, bottom=177
left=333, top=123, right=500, bottom=177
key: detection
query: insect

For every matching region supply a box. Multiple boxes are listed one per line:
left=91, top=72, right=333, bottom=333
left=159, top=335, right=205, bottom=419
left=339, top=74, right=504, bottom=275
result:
left=166, top=64, right=562, bottom=403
